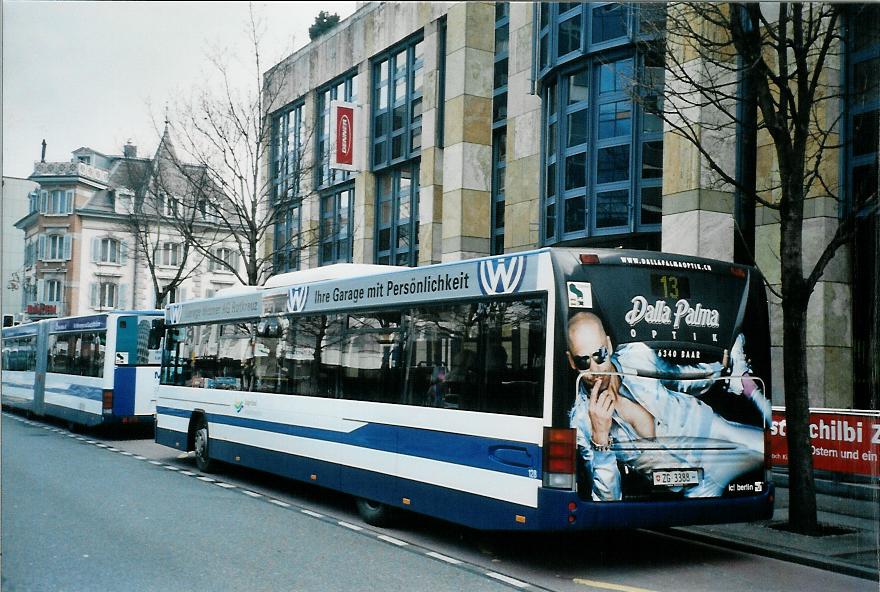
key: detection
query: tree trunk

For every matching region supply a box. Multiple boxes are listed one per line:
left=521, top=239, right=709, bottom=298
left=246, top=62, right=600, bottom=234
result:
left=781, top=296, right=817, bottom=533
left=780, top=205, right=818, bottom=533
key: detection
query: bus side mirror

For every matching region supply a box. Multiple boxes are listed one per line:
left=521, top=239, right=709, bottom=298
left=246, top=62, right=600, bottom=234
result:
left=148, top=319, right=166, bottom=350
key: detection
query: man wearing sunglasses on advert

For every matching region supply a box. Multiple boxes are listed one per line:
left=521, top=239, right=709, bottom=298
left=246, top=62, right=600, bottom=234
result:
left=566, top=311, right=771, bottom=502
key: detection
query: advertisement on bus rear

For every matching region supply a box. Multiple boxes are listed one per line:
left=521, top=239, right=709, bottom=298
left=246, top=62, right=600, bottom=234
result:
left=552, top=250, right=771, bottom=502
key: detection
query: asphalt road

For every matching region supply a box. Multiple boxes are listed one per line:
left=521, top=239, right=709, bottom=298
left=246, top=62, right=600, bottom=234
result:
left=1, top=414, right=515, bottom=592
left=3, top=412, right=876, bottom=592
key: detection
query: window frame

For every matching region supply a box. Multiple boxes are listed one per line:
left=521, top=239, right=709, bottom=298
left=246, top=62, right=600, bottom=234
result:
left=491, top=4, right=510, bottom=255
left=95, top=282, right=119, bottom=309
left=370, top=32, right=425, bottom=172
left=273, top=206, right=301, bottom=273
left=319, top=184, right=355, bottom=265
left=44, top=278, right=64, bottom=303
left=375, top=163, right=420, bottom=266
left=98, top=237, right=122, bottom=264
left=42, top=234, right=67, bottom=261
left=211, top=247, right=238, bottom=274
left=159, top=242, right=182, bottom=267
left=539, top=17, right=663, bottom=245
left=271, top=98, right=307, bottom=274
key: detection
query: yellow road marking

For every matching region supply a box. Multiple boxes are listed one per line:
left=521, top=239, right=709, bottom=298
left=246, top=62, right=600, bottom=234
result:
left=573, top=578, right=659, bottom=592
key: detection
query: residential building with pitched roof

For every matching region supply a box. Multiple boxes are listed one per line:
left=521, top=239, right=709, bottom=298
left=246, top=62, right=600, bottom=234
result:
left=14, top=128, right=243, bottom=320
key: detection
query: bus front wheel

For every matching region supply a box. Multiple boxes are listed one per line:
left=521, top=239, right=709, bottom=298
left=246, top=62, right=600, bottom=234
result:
left=355, top=498, right=393, bottom=527
left=193, top=418, right=215, bottom=473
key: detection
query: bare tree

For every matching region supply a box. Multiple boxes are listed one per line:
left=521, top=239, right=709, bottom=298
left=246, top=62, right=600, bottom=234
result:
left=113, top=152, right=205, bottom=308
left=158, top=5, right=319, bottom=286
left=637, top=3, right=878, bottom=533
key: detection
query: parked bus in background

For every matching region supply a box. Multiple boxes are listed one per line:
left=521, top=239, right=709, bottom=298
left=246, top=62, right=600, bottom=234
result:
left=154, top=249, right=773, bottom=531
left=1, top=311, right=164, bottom=429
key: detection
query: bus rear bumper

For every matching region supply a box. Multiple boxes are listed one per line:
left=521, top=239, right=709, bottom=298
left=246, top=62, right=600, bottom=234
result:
left=535, top=484, right=774, bottom=531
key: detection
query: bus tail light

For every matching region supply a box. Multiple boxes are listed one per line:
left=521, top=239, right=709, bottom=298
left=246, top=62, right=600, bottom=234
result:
left=579, top=254, right=600, bottom=265
left=542, top=427, right=576, bottom=489
left=102, top=389, right=113, bottom=414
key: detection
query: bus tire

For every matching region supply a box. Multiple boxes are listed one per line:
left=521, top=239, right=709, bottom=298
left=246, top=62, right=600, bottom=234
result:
left=193, top=418, right=216, bottom=473
left=355, top=498, right=393, bottom=527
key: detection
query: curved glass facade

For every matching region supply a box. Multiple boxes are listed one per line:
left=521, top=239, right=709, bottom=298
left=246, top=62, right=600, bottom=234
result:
left=538, top=2, right=664, bottom=247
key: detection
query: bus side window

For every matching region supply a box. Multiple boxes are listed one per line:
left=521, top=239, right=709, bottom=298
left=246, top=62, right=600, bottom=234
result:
left=254, top=318, right=286, bottom=393
left=283, top=314, right=328, bottom=397
left=337, top=312, right=405, bottom=404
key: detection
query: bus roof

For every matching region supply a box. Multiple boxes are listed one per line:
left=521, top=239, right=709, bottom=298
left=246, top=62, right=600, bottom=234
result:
left=263, top=263, right=401, bottom=289
left=1, top=322, right=40, bottom=337
left=1, top=310, right=163, bottom=338
left=161, top=248, right=758, bottom=326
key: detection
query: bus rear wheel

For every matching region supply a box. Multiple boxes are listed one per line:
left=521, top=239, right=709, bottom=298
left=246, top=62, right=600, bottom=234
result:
left=355, top=498, right=393, bottom=527
left=193, top=418, right=215, bottom=473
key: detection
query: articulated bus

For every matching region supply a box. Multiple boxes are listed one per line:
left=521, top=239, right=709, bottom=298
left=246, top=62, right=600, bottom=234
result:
left=154, top=249, right=773, bottom=531
left=1, top=311, right=164, bottom=428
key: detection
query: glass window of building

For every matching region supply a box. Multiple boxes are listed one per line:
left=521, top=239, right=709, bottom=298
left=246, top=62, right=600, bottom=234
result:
left=273, top=207, right=300, bottom=273
left=44, top=279, right=63, bottom=303
left=372, top=34, right=424, bottom=170
left=91, top=282, right=119, bottom=309
left=210, top=247, right=239, bottom=274
left=320, top=187, right=354, bottom=265
left=491, top=3, right=510, bottom=255
left=40, top=234, right=70, bottom=261
left=846, top=4, right=879, bottom=409
left=538, top=3, right=664, bottom=246
left=372, top=33, right=424, bottom=266
left=271, top=100, right=306, bottom=273
left=158, top=242, right=182, bottom=267
left=375, top=164, right=420, bottom=266
left=316, top=71, right=358, bottom=265
left=42, top=190, right=74, bottom=215
left=94, top=237, right=124, bottom=264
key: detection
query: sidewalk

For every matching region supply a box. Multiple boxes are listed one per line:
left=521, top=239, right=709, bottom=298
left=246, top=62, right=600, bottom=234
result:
left=674, top=473, right=880, bottom=581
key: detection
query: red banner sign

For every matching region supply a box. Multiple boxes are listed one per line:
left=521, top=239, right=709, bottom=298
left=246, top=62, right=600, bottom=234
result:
left=331, top=100, right=355, bottom=170
left=26, top=303, right=57, bottom=315
left=770, top=408, right=880, bottom=478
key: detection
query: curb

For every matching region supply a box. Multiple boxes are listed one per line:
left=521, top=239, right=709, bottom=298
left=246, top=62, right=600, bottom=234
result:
left=671, top=526, right=880, bottom=582
left=772, top=472, right=880, bottom=503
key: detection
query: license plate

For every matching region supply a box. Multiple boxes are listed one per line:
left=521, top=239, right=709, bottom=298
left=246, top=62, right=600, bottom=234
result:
left=652, top=469, right=700, bottom=487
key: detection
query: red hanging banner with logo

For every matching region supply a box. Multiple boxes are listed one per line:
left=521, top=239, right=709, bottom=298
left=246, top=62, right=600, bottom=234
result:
left=330, top=100, right=356, bottom=171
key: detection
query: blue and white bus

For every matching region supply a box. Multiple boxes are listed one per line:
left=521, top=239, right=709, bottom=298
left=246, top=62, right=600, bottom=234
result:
left=154, top=249, right=773, bottom=531
left=1, top=311, right=164, bottom=428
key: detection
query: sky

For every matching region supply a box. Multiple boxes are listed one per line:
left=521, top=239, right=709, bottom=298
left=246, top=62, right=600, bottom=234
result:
left=2, top=1, right=358, bottom=179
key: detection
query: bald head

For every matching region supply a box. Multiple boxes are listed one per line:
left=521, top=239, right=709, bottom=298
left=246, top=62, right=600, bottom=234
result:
left=566, top=312, right=614, bottom=385
left=567, top=312, right=606, bottom=350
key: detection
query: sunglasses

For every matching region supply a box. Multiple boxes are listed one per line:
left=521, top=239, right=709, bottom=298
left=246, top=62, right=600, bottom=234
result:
left=571, top=346, right=609, bottom=371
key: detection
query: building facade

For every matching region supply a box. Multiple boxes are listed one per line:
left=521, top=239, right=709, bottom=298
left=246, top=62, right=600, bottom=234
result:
left=263, top=2, right=876, bottom=410
left=15, top=137, right=243, bottom=320
left=2, top=176, right=38, bottom=324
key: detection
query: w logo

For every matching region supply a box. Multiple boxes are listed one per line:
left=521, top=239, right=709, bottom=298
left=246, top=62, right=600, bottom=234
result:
left=287, top=286, right=309, bottom=313
left=167, top=304, right=182, bottom=324
left=478, top=256, right=526, bottom=295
